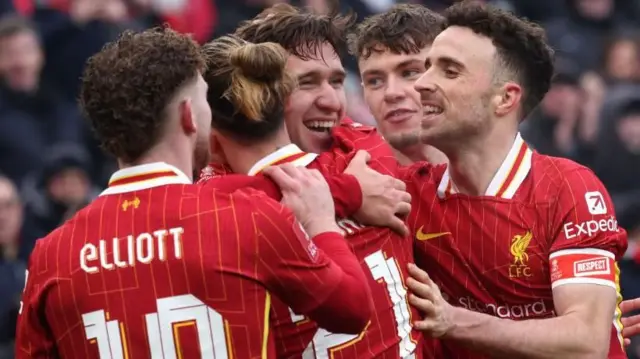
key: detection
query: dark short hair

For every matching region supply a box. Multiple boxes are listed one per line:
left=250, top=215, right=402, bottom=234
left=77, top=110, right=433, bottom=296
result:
left=234, top=3, right=355, bottom=60
left=347, top=4, right=445, bottom=60
left=80, top=27, right=205, bottom=163
left=202, top=36, right=295, bottom=142
left=0, top=15, right=37, bottom=40
left=443, top=1, right=554, bottom=118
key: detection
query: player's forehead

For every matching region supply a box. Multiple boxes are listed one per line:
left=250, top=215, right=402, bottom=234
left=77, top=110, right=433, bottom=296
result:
left=359, top=46, right=430, bottom=76
left=428, top=26, right=496, bottom=70
left=285, top=42, right=345, bottom=78
left=0, top=178, right=17, bottom=201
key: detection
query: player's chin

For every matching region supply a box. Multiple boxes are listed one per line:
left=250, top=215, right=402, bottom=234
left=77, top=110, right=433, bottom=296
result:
left=303, top=131, right=334, bottom=153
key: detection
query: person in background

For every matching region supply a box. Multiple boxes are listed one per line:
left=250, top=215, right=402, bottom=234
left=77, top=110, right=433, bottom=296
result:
left=0, top=15, right=85, bottom=185
left=19, top=144, right=95, bottom=258
left=521, top=58, right=583, bottom=160
left=0, top=175, right=26, bottom=359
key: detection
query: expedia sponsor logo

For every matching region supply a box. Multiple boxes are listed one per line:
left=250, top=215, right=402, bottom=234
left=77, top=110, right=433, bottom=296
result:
left=563, top=217, right=618, bottom=239
left=574, top=257, right=610, bottom=276
left=458, top=296, right=552, bottom=319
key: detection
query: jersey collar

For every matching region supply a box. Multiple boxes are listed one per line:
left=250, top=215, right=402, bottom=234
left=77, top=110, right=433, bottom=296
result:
left=247, top=144, right=318, bottom=176
left=100, top=162, right=192, bottom=196
left=437, top=133, right=533, bottom=199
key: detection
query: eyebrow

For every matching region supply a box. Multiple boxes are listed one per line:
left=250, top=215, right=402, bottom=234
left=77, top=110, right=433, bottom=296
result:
left=426, top=55, right=465, bottom=70
left=297, top=68, right=346, bottom=80
left=361, top=59, right=423, bottom=78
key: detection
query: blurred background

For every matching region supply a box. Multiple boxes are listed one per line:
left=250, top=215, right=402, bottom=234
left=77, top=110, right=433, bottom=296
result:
left=0, top=0, right=639, bottom=357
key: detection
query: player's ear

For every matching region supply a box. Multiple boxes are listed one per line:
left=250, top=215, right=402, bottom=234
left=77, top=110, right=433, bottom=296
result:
left=493, top=82, right=522, bottom=118
left=179, top=98, right=197, bottom=135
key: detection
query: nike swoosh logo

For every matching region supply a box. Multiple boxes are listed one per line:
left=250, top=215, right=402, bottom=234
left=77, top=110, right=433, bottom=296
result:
left=416, top=226, right=450, bottom=241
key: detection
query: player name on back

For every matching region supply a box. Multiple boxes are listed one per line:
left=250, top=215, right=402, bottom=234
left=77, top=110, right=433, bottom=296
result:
left=80, top=227, right=185, bottom=273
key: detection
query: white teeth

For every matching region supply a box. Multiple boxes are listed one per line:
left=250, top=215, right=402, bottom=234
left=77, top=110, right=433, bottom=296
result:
left=424, top=105, right=443, bottom=114
left=305, top=121, right=335, bottom=129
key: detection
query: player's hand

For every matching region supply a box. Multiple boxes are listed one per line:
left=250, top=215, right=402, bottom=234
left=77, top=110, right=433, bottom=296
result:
left=263, top=163, right=340, bottom=237
left=345, top=150, right=411, bottom=236
left=621, top=298, right=640, bottom=346
left=406, top=263, right=455, bottom=338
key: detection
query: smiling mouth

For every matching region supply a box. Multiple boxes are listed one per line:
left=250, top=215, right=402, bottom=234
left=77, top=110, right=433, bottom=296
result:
left=423, top=104, right=443, bottom=116
left=304, top=120, right=335, bottom=133
left=385, top=109, right=416, bottom=122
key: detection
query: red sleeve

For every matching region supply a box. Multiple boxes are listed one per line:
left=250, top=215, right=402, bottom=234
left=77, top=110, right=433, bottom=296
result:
left=251, top=198, right=373, bottom=333
left=324, top=173, right=362, bottom=218
left=15, top=240, right=57, bottom=359
left=548, top=168, right=628, bottom=290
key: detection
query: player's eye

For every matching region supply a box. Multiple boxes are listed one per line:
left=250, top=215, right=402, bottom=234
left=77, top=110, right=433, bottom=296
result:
left=330, top=77, right=345, bottom=88
left=364, top=78, right=383, bottom=88
left=444, top=69, right=459, bottom=79
left=402, top=69, right=421, bottom=79
left=298, top=77, right=317, bottom=89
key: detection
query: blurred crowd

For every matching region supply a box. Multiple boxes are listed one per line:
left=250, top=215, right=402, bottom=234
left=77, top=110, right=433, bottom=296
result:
left=0, top=0, right=639, bottom=358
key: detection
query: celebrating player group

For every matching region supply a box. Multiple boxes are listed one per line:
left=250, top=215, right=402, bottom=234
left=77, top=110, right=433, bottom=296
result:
left=13, top=1, right=640, bottom=358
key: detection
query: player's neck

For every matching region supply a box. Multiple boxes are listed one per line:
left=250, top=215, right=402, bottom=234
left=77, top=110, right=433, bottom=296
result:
left=117, top=143, right=194, bottom=181
left=395, top=144, right=449, bottom=165
left=225, top=133, right=292, bottom=175
left=446, top=126, right=518, bottom=196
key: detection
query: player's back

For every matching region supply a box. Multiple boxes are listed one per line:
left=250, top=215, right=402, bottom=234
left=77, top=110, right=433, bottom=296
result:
left=267, top=127, right=421, bottom=358
left=18, top=167, right=283, bottom=359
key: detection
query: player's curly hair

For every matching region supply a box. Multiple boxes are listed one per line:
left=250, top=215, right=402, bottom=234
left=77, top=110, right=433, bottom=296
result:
left=347, top=4, right=445, bottom=60
left=79, top=27, right=205, bottom=163
left=443, top=1, right=554, bottom=118
left=201, top=35, right=295, bottom=141
left=234, top=3, right=355, bottom=60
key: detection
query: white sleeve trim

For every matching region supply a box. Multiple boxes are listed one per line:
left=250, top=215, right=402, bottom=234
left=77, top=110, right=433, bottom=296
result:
left=549, top=248, right=615, bottom=260
left=551, top=277, right=616, bottom=290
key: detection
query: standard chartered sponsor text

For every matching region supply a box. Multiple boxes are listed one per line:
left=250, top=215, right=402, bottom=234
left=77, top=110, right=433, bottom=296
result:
left=458, top=296, right=553, bottom=319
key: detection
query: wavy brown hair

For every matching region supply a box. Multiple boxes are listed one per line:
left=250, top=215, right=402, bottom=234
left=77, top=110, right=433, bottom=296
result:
left=201, top=36, right=295, bottom=141
left=443, top=1, right=554, bottom=118
left=234, top=3, right=355, bottom=60
left=79, top=26, right=205, bottom=162
left=347, top=4, right=445, bottom=60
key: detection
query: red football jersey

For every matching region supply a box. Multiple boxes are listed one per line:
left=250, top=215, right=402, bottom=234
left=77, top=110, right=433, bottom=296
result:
left=407, top=134, right=628, bottom=358
left=201, top=141, right=422, bottom=359
left=15, top=162, right=361, bottom=359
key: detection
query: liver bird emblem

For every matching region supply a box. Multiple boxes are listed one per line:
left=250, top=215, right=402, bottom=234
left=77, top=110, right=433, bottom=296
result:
left=510, top=231, right=533, bottom=265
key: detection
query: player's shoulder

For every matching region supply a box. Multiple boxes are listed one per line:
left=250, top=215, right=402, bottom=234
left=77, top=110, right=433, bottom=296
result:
left=530, top=153, right=607, bottom=203
left=532, top=153, right=601, bottom=188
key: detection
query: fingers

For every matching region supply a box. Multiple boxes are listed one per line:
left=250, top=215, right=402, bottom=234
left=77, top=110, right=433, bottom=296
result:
left=263, top=166, right=300, bottom=192
left=625, top=338, right=631, bottom=347
left=391, top=177, right=406, bottom=191
left=351, top=150, right=371, bottom=164
left=408, top=263, right=435, bottom=287
left=407, top=278, right=436, bottom=303
left=622, top=314, right=640, bottom=328
left=409, top=292, right=436, bottom=317
left=620, top=298, right=640, bottom=314
left=387, top=216, right=409, bottom=237
left=395, top=201, right=411, bottom=217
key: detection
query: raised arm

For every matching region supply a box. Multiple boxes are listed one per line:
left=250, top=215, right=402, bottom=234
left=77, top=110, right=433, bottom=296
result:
left=252, top=164, right=374, bottom=334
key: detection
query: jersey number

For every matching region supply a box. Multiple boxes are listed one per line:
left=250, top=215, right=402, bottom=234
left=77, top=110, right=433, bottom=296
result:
left=292, top=250, right=416, bottom=358
left=82, top=294, right=229, bottom=359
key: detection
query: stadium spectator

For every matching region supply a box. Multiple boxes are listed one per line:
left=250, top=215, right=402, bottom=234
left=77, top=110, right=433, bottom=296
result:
left=0, top=175, right=26, bottom=359
left=19, top=144, right=94, bottom=258
left=0, top=15, right=86, bottom=185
